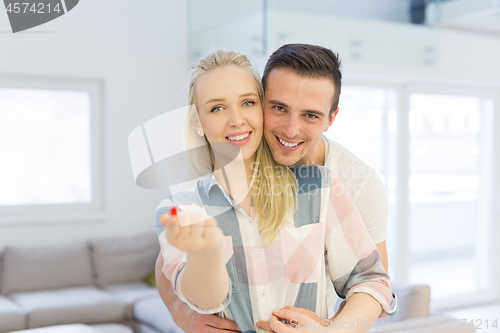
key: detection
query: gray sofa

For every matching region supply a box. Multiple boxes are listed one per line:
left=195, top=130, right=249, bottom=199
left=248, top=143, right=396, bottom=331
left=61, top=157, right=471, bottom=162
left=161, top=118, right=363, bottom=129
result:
left=0, top=232, right=182, bottom=333
left=0, top=232, right=474, bottom=333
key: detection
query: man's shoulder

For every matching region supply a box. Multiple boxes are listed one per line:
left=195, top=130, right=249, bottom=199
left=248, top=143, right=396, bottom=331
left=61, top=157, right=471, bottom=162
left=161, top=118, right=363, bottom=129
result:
left=323, top=136, right=372, bottom=170
left=322, top=136, right=380, bottom=189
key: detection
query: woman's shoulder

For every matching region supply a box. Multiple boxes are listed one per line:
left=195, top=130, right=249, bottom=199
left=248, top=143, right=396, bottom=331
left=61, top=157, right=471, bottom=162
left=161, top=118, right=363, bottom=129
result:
left=156, top=176, right=210, bottom=212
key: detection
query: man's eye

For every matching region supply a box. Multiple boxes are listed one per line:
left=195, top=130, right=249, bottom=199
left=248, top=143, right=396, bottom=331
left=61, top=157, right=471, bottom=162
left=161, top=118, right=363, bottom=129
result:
left=210, top=106, right=223, bottom=113
left=275, top=106, right=285, bottom=112
left=306, top=114, right=319, bottom=119
left=243, top=101, right=255, bottom=107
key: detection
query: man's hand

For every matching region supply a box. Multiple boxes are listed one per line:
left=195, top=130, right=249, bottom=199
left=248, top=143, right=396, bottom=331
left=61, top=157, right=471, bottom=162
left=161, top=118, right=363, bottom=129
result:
left=175, top=301, right=241, bottom=333
left=257, top=306, right=327, bottom=333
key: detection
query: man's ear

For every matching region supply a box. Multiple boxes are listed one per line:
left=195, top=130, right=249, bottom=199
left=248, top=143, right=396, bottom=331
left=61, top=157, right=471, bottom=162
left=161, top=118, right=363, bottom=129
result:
left=192, top=116, right=204, bottom=137
left=324, top=107, right=339, bottom=132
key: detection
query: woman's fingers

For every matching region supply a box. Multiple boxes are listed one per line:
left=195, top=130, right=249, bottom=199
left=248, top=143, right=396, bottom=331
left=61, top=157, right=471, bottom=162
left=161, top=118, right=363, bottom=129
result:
left=189, top=219, right=205, bottom=239
left=163, top=213, right=182, bottom=242
left=203, top=217, right=223, bottom=249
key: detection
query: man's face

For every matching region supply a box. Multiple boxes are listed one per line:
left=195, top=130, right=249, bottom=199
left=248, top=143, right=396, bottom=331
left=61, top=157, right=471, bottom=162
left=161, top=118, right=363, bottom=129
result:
left=263, top=68, right=337, bottom=166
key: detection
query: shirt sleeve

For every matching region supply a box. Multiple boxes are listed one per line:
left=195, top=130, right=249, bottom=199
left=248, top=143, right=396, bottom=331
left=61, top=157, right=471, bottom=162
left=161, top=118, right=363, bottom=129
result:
left=324, top=174, right=398, bottom=318
left=155, top=199, right=232, bottom=314
left=354, top=169, right=388, bottom=244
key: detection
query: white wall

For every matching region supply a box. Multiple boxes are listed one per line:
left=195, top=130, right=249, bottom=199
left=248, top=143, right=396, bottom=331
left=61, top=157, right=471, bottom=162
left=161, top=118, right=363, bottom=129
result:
left=0, top=0, right=189, bottom=246
left=0, top=3, right=499, bottom=248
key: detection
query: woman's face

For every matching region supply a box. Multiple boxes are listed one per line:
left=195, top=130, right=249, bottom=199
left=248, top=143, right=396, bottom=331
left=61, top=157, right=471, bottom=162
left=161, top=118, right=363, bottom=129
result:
left=195, top=64, right=263, bottom=164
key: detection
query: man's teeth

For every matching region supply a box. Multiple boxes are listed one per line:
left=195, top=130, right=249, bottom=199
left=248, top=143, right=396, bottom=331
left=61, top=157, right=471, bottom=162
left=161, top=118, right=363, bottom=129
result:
left=278, top=137, right=300, bottom=147
left=227, top=132, right=250, bottom=141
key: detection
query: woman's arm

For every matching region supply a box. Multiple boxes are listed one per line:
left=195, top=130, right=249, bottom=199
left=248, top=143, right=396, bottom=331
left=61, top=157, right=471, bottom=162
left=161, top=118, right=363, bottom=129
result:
left=156, top=252, right=240, bottom=333
left=160, top=212, right=229, bottom=312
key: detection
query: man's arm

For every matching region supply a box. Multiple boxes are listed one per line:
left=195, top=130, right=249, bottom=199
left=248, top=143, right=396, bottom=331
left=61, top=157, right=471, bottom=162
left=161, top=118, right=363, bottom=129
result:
left=155, top=252, right=240, bottom=333
left=375, top=241, right=388, bottom=272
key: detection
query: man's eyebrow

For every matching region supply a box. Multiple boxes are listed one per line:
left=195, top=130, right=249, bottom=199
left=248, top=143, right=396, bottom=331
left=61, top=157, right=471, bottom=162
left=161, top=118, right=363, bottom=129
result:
left=268, top=100, right=325, bottom=117
left=206, top=92, right=258, bottom=104
left=302, top=110, right=325, bottom=117
left=267, top=100, right=289, bottom=108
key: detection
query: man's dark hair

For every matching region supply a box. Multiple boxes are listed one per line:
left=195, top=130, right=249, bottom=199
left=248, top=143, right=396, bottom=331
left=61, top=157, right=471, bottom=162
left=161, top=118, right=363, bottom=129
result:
left=262, top=43, right=342, bottom=116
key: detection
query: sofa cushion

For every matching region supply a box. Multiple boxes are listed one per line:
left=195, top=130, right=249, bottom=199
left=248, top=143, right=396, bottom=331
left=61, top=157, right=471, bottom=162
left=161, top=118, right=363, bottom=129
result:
left=8, top=286, right=126, bottom=328
left=0, top=295, right=26, bottom=332
left=369, top=315, right=476, bottom=333
left=90, top=233, right=160, bottom=287
left=133, top=295, right=183, bottom=333
left=2, top=242, right=93, bottom=294
left=12, top=324, right=102, bottom=333
left=135, top=323, right=164, bottom=333
left=0, top=246, right=4, bottom=293
left=90, top=324, right=134, bottom=333
left=102, top=282, right=158, bottom=319
left=379, top=282, right=430, bottom=322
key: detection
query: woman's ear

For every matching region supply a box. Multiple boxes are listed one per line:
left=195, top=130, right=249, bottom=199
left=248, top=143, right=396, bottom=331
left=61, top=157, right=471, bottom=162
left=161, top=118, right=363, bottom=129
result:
left=192, top=117, right=204, bottom=137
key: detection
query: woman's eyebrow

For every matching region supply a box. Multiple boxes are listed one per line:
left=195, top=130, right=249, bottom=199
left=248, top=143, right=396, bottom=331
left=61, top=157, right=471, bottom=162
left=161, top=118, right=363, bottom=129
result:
left=206, top=98, right=225, bottom=104
left=239, top=92, right=258, bottom=98
left=206, top=92, right=257, bottom=104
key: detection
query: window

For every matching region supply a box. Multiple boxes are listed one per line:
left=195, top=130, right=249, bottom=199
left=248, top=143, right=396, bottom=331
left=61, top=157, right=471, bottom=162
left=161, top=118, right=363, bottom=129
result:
left=407, top=89, right=495, bottom=308
left=0, top=77, right=103, bottom=223
left=325, top=82, right=498, bottom=309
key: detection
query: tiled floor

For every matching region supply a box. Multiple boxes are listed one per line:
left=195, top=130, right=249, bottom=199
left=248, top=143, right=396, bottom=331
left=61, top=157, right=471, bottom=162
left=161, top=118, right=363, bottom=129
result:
left=439, top=302, right=500, bottom=332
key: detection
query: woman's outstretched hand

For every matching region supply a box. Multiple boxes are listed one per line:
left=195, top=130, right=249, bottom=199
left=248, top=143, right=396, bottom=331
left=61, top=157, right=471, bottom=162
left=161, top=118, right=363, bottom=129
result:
left=161, top=207, right=224, bottom=253
left=257, top=306, right=328, bottom=333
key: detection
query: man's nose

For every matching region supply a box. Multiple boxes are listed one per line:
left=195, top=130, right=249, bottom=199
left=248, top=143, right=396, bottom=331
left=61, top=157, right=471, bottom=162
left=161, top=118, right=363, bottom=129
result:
left=282, top=116, right=300, bottom=138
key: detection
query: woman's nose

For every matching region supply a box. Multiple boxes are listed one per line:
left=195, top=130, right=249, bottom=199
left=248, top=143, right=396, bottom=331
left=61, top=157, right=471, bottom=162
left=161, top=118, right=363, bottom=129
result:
left=228, top=107, right=245, bottom=127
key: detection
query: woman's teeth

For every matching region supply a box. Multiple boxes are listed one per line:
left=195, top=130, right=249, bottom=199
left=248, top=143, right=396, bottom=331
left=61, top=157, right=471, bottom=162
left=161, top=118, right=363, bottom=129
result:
left=227, top=132, right=250, bottom=141
left=278, top=137, right=300, bottom=147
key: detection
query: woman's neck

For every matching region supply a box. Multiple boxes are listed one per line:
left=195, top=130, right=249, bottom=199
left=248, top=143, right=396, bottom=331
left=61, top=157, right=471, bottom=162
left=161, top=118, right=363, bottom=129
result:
left=213, top=154, right=255, bottom=200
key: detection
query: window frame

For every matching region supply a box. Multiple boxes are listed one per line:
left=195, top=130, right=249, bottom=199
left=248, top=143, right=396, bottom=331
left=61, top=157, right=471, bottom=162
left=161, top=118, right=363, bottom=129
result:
left=342, top=76, right=500, bottom=310
left=0, top=75, right=104, bottom=225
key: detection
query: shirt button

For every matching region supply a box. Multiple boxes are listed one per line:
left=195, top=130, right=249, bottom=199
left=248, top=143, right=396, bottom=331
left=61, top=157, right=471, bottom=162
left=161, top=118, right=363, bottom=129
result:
left=261, top=292, right=266, bottom=297
left=256, top=252, right=262, bottom=258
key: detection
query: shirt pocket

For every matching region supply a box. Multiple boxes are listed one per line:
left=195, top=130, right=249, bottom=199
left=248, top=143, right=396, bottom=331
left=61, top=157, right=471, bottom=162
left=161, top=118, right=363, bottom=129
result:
left=222, top=235, right=240, bottom=294
left=279, top=223, right=324, bottom=284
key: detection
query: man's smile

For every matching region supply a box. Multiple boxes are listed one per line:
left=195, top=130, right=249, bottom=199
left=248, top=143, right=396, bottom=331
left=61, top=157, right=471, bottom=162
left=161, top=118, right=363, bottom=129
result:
left=275, top=134, right=304, bottom=151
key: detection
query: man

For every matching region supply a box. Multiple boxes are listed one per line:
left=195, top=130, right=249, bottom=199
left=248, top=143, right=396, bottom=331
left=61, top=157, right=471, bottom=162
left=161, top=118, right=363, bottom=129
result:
left=155, top=43, right=390, bottom=333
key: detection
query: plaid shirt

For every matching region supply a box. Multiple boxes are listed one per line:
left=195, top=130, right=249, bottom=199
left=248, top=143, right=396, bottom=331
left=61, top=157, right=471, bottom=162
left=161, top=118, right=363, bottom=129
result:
left=156, top=165, right=397, bottom=333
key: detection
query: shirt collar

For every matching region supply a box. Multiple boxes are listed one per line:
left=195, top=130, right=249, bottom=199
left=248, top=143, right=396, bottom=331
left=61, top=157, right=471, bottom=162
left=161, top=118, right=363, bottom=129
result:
left=201, top=173, right=219, bottom=198
left=200, top=173, right=241, bottom=209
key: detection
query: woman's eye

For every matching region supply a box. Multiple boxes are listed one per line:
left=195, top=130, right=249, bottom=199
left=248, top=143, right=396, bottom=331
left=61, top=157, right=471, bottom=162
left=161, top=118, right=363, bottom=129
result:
left=242, top=101, right=255, bottom=107
left=210, top=106, right=223, bottom=113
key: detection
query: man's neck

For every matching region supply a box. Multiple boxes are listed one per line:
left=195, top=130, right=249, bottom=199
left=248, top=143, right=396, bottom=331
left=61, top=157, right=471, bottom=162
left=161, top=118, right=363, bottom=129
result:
left=296, top=136, right=326, bottom=166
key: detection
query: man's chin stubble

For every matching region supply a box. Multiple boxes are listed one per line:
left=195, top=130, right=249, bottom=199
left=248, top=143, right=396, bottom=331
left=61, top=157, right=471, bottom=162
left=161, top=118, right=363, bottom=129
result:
left=269, top=146, right=303, bottom=166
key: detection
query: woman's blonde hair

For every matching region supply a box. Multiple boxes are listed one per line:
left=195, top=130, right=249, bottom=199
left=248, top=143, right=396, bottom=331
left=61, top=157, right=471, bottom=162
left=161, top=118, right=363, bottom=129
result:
left=185, top=50, right=297, bottom=246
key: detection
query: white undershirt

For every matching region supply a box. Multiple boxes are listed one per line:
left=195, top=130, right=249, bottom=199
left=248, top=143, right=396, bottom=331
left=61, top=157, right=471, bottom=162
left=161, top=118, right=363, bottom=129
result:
left=322, top=136, right=388, bottom=317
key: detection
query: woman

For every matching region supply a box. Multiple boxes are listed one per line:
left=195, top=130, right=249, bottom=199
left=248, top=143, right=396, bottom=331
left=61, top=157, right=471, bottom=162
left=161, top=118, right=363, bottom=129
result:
left=156, top=50, right=396, bottom=333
